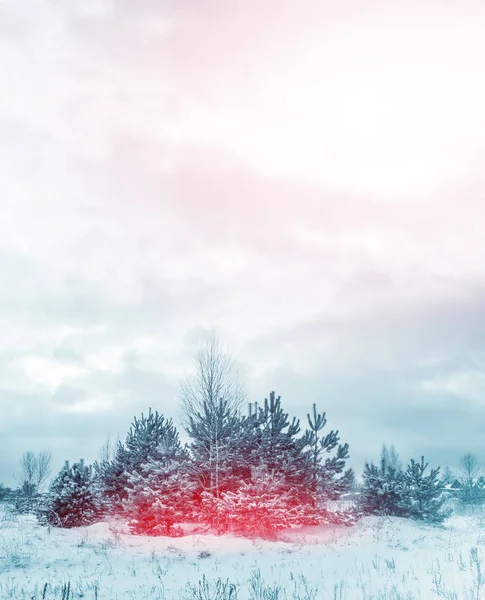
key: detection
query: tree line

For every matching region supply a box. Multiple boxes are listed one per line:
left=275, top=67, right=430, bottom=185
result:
left=2, top=333, right=479, bottom=538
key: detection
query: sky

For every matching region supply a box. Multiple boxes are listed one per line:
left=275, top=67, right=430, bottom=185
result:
left=1, top=0, right=485, bottom=486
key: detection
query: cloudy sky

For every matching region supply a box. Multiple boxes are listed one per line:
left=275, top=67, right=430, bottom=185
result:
left=1, top=0, right=485, bottom=486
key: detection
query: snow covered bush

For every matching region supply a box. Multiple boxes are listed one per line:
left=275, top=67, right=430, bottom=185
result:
left=360, top=461, right=408, bottom=517
left=183, top=381, right=355, bottom=535
left=219, top=465, right=303, bottom=539
left=361, top=454, right=449, bottom=524
left=122, top=423, right=195, bottom=536
left=401, top=457, right=450, bottom=523
left=39, top=460, right=99, bottom=528
left=94, top=408, right=191, bottom=519
left=305, top=403, right=354, bottom=508
left=124, top=457, right=194, bottom=536
left=12, top=482, right=38, bottom=515
left=90, top=389, right=356, bottom=538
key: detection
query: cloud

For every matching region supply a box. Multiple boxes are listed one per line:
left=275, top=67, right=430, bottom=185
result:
left=239, top=285, right=485, bottom=471
left=8, top=355, right=89, bottom=391
left=245, top=361, right=485, bottom=476
left=241, top=283, right=485, bottom=374
left=421, top=370, right=485, bottom=403
left=163, top=0, right=485, bottom=197
left=1, top=0, right=485, bottom=484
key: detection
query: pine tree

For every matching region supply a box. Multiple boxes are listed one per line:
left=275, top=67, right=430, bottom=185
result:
left=306, top=403, right=326, bottom=508
left=219, top=465, right=302, bottom=539
left=403, top=456, right=449, bottom=523
left=93, top=440, right=129, bottom=516
left=186, top=398, right=242, bottom=498
left=185, top=397, right=254, bottom=532
left=124, top=458, right=194, bottom=536
left=361, top=454, right=450, bottom=524
left=303, top=404, right=353, bottom=521
left=178, top=330, right=247, bottom=527
left=40, top=460, right=99, bottom=528
left=250, top=392, right=310, bottom=499
left=360, top=460, right=408, bottom=517
left=94, top=408, right=182, bottom=516
left=122, top=417, right=193, bottom=536
left=14, top=481, right=37, bottom=514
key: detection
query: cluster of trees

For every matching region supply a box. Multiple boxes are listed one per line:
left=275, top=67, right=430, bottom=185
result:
left=359, top=447, right=485, bottom=523
left=1, top=450, right=53, bottom=513
left=0, top=484, right=14, bottom=503
left=33, top=334, right=354, bottom=539
left=442, top=453, right=485, bottom=505
left=37, top=393, right=354, bottom=538
left=4, top=334, right=479, bottom=538
left=360, top=445, right=449, bottom=523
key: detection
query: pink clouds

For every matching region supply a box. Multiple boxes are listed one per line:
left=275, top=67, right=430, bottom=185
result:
left=2, top=0, right=485, bottom=339
left=58, top=0, right=485, bottom=206
left=158, top=0, right=485, bottom=202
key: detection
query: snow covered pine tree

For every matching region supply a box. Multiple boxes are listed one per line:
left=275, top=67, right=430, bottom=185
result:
left=40, top=460, right=99, bottom=528
left=220, top=464, right=302, bottom=539
left=212, top=392, right=354, bottom=537
left=305, top=403, right=354, bottom=523
left=92, top=440, right=129, bottom=517
left=361, top=451, right=449, bottom=523
left=94, top=408, right=192, bottom=521
left=402, top=456, right=450, bottom=523
left=360, top=459, right=407, bottom=517
left=178, top=330, right=247, bottom=533
left=123, top=416, right=193, bottom=536
left=186, top=397, right=248, bottom=533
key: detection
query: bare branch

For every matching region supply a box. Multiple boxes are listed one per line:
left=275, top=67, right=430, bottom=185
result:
left=15, top=451, right=37, bottom=487
left=178, top=329, right=247, bottom=431
left=35, top=450, right=52, bottom=493
left=15, top=449, right=52, bottom=494
left=98, top=432, right=119, bottom=463
left=458, top=452, right=481, bottom=486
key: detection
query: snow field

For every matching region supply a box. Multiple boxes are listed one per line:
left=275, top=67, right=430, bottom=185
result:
left=1, top=506, right=485, bottom=599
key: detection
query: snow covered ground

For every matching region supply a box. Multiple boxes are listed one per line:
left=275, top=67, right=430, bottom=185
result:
left=1, top=504, right=485, bottom=599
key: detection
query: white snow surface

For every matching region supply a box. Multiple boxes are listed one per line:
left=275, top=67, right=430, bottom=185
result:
left=1, top=504, right=485, bottom=599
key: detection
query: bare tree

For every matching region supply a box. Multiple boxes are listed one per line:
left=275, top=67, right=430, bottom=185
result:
left=98, top=433, right=119, bottom=464
left=178, top=330, right=246, bottom=430
left=178, top=330, right=247, bottom=522
left=35, top=450, right=52, bottom=493
left=14, top=449, right=51, bottom=512
left=457, top=452, right=483, bottom=504
left=458, top=453, right=481, bottom=486
left=15, top=449, right=52, bottom=496
left=380, top=444, right=402, bottom=473
left=16, top=451, right=36, bottom=489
